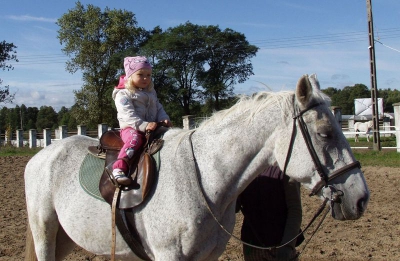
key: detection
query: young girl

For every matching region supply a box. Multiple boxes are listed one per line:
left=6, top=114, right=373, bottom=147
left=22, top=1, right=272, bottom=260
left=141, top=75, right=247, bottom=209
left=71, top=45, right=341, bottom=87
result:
left=111, top=56, right=172, bottom=185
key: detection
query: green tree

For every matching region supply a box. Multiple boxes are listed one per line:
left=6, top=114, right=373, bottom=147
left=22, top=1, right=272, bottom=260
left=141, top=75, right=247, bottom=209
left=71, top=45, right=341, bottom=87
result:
left=321, top=87, right=338, bottom=99
left=19, top=104, right=28, bottom=130
left=197, top=26, right=258, bottom=111
left=4, top=106, right=19, bottom=134
left=322, top=84, right=370, bottom=114
left=0, top=40, right=18, bottom=105
left=57, top=106, right=69, bottom=125
left=143, top=22, right=206, bottom=116
left=0, top=107, right=9, bottom=133
left=57, top=106, right=78, bottom=131
left=379, top=88, right=400, bottom=113
left=36, top=106, right=58, bottom=132
left=57, top=2, right=146, bottom=128
left=143, top=22, right=258, bottom=118
left=25, top=107, right=39, bottom=130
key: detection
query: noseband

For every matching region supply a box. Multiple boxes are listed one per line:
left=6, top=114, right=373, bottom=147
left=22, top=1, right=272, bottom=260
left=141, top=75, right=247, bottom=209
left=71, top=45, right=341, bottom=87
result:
left=282, top=101, right=361, bottom=199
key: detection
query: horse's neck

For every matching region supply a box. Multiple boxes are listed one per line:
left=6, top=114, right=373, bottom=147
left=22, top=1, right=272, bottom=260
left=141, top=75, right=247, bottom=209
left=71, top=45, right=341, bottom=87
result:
left=191, top=117, right=284, bottom=210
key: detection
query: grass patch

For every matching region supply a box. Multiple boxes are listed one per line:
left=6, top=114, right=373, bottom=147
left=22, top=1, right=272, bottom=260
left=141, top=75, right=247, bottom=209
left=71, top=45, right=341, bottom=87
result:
left=352, top=149, right=399, bottom=168
left=347, top=136, right=399, bottom=167
left=0, top=139, right=398, bottom=168
left=347, top=136, right=397, bottom=148
left=0, top=145, right=42, bottom=157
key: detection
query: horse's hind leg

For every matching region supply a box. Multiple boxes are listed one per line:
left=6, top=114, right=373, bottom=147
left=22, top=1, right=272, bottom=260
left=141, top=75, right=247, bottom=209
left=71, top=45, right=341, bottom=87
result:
left=24, top=222, right=75, bottom=261
left=27, top=210, right=60, bottom=261
left=28, top=219, right=75, bottom=261
left=25, top=222, right=37, bottom=261
left=55, top=225, right=76, bottom=260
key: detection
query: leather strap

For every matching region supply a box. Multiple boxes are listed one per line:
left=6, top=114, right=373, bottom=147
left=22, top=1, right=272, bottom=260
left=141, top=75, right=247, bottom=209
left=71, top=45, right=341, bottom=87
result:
left=111, top=186, right=120, bottom=261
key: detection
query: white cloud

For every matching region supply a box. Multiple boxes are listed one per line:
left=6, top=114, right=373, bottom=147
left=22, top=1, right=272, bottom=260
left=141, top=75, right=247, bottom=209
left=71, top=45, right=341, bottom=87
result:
left=6, top=15, right=56, bottom=23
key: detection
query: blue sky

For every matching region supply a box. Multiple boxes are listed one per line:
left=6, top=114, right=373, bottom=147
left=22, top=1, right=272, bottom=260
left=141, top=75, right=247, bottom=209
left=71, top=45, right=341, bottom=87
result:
left=1, top=0, right=400, bottom=111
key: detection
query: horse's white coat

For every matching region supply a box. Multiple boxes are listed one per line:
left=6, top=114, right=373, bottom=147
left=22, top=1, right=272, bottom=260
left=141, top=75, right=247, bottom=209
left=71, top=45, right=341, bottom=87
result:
left=354, top=120, right=373, bottom=142
left=25, top=74, right=370, bottom=261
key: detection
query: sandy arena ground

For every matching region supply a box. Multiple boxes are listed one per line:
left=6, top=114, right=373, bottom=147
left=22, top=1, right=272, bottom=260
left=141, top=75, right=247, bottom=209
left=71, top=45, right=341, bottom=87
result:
left=1, top=156, right=399, bottom=260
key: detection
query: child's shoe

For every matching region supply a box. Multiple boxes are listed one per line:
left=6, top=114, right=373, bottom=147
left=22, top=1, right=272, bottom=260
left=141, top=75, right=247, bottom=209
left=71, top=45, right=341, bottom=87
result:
left=112, top=169, right=131, bottom=186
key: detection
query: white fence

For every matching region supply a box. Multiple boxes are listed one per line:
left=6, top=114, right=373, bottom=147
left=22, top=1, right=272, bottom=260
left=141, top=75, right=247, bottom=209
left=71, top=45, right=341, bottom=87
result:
left=2, top=105, right=400, bottom=152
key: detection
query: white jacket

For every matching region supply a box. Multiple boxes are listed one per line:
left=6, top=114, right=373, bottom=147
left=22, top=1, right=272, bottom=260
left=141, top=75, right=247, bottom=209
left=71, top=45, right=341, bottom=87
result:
left=112, top=87, right=170, bottom=133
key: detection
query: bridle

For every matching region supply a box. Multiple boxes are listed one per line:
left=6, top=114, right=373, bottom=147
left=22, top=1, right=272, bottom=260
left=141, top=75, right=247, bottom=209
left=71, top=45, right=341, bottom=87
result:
left=186, top=98, right=363, bottom=255
left=283, top=101, right=361, bottom=199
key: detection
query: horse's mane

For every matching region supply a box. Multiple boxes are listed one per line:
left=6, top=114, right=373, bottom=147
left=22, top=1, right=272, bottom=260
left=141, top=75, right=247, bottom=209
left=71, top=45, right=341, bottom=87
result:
left=197, top=91, right=294, bottom=129
left=197, top=88, right=330, bottom=129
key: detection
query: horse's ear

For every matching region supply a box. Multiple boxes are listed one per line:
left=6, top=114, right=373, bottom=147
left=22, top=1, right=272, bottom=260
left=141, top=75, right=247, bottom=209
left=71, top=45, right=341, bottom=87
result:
left=308, top=74, right=321, bottom=90
left=295, top=74, right=313, bottom=108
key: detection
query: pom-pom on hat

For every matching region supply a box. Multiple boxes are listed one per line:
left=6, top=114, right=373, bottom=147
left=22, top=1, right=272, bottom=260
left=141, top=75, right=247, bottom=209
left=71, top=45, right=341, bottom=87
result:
left=124, top=56, right=152, bottom=79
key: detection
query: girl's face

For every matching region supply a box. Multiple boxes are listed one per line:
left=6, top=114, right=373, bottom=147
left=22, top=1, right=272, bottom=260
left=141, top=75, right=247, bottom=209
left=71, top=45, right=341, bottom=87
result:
left=131, top=69, right=152, bottom=88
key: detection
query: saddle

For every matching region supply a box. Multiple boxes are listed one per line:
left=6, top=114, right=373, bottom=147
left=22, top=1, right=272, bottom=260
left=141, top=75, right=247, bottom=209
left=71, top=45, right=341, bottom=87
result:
left=88, top=126, right=167, bottom=209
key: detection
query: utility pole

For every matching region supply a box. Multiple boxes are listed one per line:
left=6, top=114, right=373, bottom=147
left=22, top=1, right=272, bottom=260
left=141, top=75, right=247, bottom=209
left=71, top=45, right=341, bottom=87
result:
left=366, top=0, right=381, bottom=151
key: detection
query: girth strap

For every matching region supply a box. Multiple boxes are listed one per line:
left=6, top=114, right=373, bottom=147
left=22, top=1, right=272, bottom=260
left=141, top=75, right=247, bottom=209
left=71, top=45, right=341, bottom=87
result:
left=111, top=187, right=120, bottom=261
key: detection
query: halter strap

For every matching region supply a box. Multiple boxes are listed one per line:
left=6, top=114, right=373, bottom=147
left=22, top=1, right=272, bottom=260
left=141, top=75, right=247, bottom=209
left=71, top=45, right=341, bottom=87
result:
left=283, top=100, right=361, bottom=197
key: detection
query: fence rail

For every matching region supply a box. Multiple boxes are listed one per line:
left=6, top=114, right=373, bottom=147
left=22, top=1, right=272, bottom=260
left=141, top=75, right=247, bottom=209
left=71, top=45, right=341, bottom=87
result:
left=1, top=110, right=400, bottom=152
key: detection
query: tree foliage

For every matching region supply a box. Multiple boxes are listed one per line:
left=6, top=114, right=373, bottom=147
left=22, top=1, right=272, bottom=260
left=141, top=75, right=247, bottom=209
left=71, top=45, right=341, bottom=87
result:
left=143, top=22, right=258, bottom=120
left=0, top=40, right=18, bottom=105
left=0, top=105, right=73, bottom=134
left=36, top=106, right=58, bottom=132
left=321, top=83, right=400, bottom=114
left=197, top=26, right=258, bottom=111
left=378, top=88, right=400, bottom=113
left=57, top=1, right=146, bottom=128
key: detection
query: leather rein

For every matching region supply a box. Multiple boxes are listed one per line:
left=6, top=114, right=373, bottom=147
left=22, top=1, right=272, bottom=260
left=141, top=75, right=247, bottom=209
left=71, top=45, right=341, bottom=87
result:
left=186, top=100, right=362, bottom=253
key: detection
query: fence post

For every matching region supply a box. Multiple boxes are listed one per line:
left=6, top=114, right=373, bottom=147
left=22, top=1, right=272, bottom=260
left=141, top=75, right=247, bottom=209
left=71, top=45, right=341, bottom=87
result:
left=77, top=125, right=87, bottom=136
left=5, top=129, right=11, bottom=145
left=331, top=106, right=342, bottom=128
left=98, top=124, right=108, bottom=139
left=383, top=116, right=391, bottom=137
left=43, top=128, right=52, bottom=147
left=16, top=129, right=24, bottom=148
left=393, top=102, right=400, bottom=152
left=29, top=129, right=37, bottom=148
left=59, top=125, right=68, bottom=139
left=182, top=115, right=195, bottom=130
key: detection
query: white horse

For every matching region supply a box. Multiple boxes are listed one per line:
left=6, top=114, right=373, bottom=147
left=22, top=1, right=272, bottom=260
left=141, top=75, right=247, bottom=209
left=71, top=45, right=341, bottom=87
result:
left=354, top=120, right=373, bottom=142
left=24, top=74, right=369, bottom=261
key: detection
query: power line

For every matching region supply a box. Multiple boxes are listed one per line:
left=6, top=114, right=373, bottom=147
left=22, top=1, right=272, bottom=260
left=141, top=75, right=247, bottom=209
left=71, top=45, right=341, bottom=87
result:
left=8, top=27, right=400, bottom=66
left=375, top=39, right=400, bottom=53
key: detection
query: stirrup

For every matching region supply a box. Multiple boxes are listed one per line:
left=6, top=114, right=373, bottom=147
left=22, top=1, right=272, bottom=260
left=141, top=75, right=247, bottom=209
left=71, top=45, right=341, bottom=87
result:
left=112, top=170, right=131, bottom=186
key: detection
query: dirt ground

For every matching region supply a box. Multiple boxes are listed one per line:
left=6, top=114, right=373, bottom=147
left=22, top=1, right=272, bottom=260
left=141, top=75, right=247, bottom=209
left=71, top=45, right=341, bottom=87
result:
left=1, top=156, right=399, bottom=261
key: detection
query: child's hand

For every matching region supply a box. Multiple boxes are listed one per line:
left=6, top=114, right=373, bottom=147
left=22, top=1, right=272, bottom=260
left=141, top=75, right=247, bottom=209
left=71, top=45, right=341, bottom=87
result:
left=162, top=119, right=173, bottom=127
left=146, top=122, right=158, bottom=131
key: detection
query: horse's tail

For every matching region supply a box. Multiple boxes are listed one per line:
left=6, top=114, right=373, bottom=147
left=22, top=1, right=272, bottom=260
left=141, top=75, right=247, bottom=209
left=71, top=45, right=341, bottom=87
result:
left=25, top=221, right=37, bottom=261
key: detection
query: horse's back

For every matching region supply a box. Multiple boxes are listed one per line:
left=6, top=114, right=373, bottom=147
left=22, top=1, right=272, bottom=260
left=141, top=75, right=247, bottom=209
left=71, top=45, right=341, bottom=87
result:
left=25, top=135, right=97, bottom=183
left=25, top=135, right=99, bottom=213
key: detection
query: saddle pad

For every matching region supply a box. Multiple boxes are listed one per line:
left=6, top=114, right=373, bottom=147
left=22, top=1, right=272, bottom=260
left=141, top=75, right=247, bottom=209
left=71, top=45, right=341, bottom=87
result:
left=79, top=153, right=106, bottom=202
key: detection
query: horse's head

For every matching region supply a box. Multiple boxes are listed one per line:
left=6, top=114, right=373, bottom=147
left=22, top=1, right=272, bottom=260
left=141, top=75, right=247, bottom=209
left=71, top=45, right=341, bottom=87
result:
left=276, top=74, right=370, bottom=220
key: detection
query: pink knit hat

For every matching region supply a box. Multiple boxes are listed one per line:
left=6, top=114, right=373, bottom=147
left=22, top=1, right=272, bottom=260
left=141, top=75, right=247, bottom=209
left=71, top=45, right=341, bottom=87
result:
left=124, top=56, right=152, bottom=79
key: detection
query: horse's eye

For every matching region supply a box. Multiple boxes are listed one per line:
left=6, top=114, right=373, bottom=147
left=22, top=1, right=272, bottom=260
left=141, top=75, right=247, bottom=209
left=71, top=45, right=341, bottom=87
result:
left=318, top=133, right=328, bottom=138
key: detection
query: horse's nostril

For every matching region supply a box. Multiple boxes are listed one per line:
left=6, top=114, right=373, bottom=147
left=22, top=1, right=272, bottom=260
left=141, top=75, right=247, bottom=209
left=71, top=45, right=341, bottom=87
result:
left=357, top=194, right=370, bottom=215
